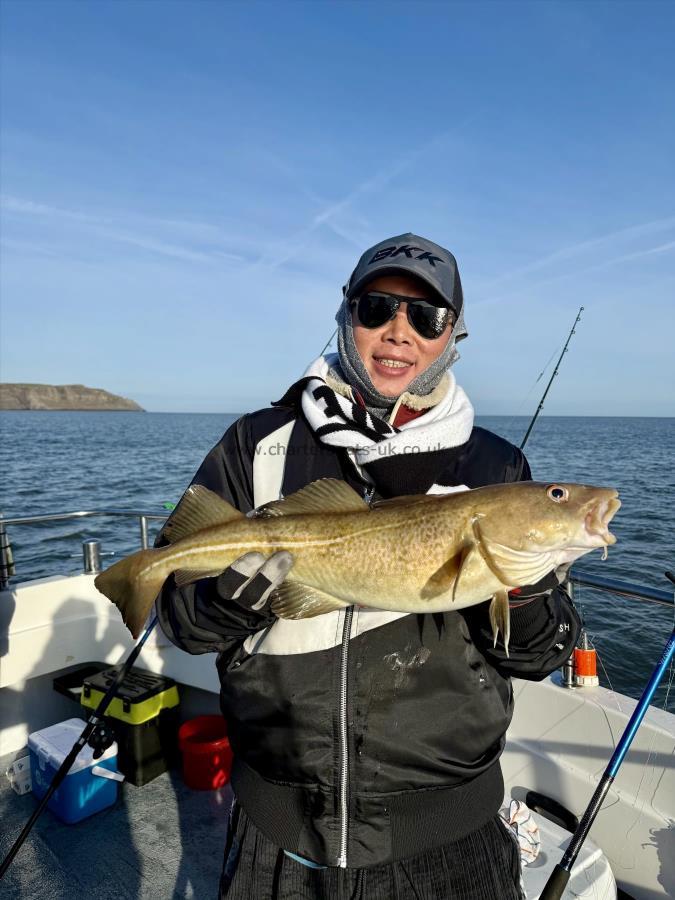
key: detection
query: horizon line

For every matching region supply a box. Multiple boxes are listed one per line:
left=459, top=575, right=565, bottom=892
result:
left=2, top=410, right=673, bottom=419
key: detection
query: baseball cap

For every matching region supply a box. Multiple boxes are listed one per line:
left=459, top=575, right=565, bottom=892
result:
left=344, top=233, right=463, bottom=317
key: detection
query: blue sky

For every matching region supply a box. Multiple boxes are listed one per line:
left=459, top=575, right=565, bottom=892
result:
left=1, top=0, right=673, bottom=415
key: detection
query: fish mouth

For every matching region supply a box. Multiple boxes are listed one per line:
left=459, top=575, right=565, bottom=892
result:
left=585, top=493, right=621, bottom=546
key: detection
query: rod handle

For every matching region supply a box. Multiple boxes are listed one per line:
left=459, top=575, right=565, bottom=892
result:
left=538, top=863, right=571, bottom=900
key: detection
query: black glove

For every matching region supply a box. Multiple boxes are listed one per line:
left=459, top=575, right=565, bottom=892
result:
left=216, top=550, right=294, bottom=615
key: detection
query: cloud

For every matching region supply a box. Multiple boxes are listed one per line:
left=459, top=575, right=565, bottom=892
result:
left=1, top=194, right=92, bottom=221
left=566, top=239, right=675, bottom=275
left=478, top=215, right=675, bottom=291
left=472, top=222, right=675, bottom=309
left=0, top=193, right=248, bottom=265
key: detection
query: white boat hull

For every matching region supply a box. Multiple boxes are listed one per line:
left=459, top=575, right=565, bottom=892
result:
left=1, top=574, right=673, bottom=897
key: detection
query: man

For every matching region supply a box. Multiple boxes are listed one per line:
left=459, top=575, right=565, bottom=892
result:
left=157, top=233, right=580, bottom=899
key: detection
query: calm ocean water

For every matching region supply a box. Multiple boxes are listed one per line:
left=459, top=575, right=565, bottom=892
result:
left=1, top=411, right=673, bottom=711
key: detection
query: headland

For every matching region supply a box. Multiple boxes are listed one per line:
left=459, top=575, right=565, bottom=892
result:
left=0, top=383, right=144, bottom=411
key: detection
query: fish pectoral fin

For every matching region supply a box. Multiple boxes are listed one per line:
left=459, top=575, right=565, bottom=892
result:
left=489, top=590, right=511, bottom=657
left=174, top=567, right=225, bottom=587
left=471, top=517, right=553, bottom=588
left=485, top=540, right=556, bottom=584
left=271, top=582, right=350, bottom=619
left=162, top=485, right=243, bottom=544
left=257, top=478, right=368, bottom=518
left=421, top=544, right=473, bottom=600
left=471, top=517, right=512, bottom=584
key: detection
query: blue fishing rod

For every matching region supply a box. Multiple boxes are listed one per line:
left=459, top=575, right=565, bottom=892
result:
left=539, top=570, right=675, bottom=900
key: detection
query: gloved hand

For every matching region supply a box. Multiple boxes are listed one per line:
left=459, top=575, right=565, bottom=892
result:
left=216, top=551, right=294, bottom=614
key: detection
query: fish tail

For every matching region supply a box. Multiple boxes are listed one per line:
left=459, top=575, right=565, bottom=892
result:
left=94, top=547, right=171, bottom=639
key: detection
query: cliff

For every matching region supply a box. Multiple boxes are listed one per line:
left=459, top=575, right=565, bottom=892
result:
left=0, top=383, right=145, bottom=411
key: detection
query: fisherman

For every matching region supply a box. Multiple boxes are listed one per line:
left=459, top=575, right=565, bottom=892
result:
left=156, top=233, right=580, bottom=900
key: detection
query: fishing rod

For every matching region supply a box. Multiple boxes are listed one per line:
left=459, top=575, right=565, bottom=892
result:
left=520, top=306, right=584, bottom=450
left=0, top=616, right=159, bottom=881
left=539, top=570, right=675, bottom=900
left=319, top=327, right=337, bottom=356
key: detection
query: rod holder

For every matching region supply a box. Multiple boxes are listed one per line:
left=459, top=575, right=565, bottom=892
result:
left=562, top=655, right=576, bottom=689
left=82, top=540, right=102, bottom=575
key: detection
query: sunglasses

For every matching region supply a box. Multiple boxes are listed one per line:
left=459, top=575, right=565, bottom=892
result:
left=353, top=291, right=453, bottom=340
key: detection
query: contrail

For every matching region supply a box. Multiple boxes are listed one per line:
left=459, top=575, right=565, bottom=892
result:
left=472, top=239, right=675, bottom=309
left=248, top=127, right=471, bottom=273
left=1, top=194, right=246, bottom=265
left=478, top=215, right=675, bottom=291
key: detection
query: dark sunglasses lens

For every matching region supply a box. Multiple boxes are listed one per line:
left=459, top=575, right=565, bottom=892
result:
left=356, top=293, right=397, bottom=328
left=407, top=302, right=451, bottom=339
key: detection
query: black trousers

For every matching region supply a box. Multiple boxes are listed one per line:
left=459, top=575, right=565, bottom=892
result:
left=219, top=803, right=525, bottom=900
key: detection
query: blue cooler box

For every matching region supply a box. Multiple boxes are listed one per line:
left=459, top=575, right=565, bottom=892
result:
left=28, top=717, right=122, bottom=824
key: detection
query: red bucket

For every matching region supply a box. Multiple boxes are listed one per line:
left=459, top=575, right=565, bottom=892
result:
left=178, top=715, right=233, bottom=790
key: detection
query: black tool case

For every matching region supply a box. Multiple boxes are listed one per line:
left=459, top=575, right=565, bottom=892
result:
left=80, top=666, right=180, bottom=786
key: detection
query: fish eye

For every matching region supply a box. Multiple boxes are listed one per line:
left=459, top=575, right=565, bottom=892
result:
left=547, top=485, right=569, bottom=503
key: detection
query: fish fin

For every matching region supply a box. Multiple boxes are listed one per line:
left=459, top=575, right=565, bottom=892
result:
left=257, top=478, right=368, bottom=518
left=421, top=544, right=473, bottom=600
left=162, top=485, right=243, bottom=544
left=174, top=567, right=225, bottom=587
left=471, top=517, right=555, bottom=587
left=452, top=543, right=488, bottom=600
left=482, top=541, right=556, bottom=586
left=94, top=548, right=169, bottom=639
left=270, top=582, right=350, bottom=619
left=471, top=517, right=511, bottom=584
left=489, top=589, right=511, bottom=657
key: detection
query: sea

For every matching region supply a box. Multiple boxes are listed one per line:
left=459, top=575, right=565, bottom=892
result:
left=1, top=411, right=674, bottom=712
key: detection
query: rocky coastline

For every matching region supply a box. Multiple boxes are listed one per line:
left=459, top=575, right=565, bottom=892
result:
left=0, top=383, right=144, bottom=411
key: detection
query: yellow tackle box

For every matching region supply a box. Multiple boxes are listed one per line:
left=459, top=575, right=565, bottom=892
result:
left=81, top=666, right=180, bottom=785
left=81, top=666, right=179, bottom=724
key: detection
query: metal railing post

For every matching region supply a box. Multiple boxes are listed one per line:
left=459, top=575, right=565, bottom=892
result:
left=560, top=574, right=576, bottom=687
left=0, top=515, right=15, bottom=590
left=82, top=540, right=102, bottom=574
left=140, top=515, right=149, bottom=549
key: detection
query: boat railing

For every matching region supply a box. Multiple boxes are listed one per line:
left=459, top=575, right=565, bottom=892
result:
left=0, top=508, right=169, bottom=588
left=569, top=573, right=673, bottom=607
left=0, top=509, right=673, bottom=608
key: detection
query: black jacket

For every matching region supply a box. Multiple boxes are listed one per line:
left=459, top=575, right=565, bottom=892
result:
left=157, top=394, right=580, bottom=869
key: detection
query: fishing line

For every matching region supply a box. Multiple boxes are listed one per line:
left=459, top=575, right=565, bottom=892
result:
left=587, top=630, right=623, bottom=716
left=571, top=581, right=622, bottom=712
left=539, top=576, right=675, bottom=899
left=618, top=597, right=675, bottom=855
left=567, top=578, right=674, bottom=880
left=500, top=341, right=564, bottom=438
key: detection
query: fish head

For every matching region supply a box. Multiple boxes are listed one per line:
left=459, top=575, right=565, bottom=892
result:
left=472, top=481, right=621, bottom=574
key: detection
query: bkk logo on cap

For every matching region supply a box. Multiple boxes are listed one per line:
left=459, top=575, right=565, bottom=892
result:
left=368, top=244, right=445, bottom=267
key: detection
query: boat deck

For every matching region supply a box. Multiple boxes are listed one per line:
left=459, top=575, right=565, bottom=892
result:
left=0, top=752, right=231, bottom=899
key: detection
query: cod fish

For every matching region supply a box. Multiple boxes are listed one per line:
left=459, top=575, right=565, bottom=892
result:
left=95, top=479, right=620, bottom=650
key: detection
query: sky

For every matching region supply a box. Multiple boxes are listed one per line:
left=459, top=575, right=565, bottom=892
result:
left=0, top=0, right=674, bottom=415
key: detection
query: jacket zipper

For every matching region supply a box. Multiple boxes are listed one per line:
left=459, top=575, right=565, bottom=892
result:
left=337, top=486, right=371, bottom=867
left=336, top=604, right=353, bottom=867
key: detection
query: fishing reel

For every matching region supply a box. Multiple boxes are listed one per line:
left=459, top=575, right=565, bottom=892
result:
left=87, top=720, right=116, bottom=760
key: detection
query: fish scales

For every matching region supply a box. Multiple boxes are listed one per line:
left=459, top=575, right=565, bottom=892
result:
left=94, top=478, right=620, bottom=644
